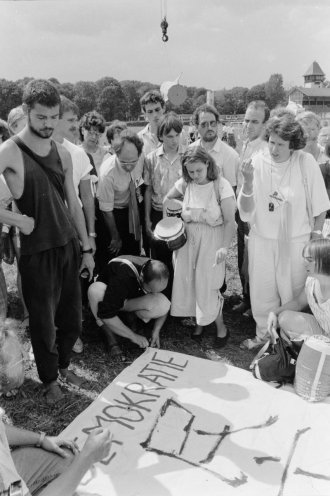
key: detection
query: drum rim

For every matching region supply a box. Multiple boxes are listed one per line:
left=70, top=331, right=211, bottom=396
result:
left=154, top=217, right=184, bottom=238
left=154, top=227, right=185, bottom=242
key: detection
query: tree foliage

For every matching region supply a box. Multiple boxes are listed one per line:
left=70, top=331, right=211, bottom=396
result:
left=0, top=73, right=288, bottom=122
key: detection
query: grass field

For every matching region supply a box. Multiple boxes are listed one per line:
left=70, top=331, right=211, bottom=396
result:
left=1, top=237, right=257, bottom=435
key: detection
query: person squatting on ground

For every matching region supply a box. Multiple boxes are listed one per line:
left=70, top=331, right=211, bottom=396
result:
left=0, top=330, right=112, bottom=496
left=165, top=147, right=236, bottom=347
left=238, top=113, right=330, bottom=350
left=0, top=79, right=95, bottom=403
left=88, top=255, right=170, bottom=356
left=144, top=112, right=185, bottom=296
left=97, top=130, right=144, bottom=261
left=267, top=238, right=330, bottom=340
left=233, top=100, right=270, bottom=317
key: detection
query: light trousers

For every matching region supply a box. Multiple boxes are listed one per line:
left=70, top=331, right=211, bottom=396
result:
left=249, top=233, right=309, bottom=339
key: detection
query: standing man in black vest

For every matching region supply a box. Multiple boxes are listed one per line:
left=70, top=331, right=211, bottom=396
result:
left=0, top=79, right=94, bottom=403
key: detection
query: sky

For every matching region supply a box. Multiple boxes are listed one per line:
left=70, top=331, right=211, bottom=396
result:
left=1, top=0, right=330, bottom=91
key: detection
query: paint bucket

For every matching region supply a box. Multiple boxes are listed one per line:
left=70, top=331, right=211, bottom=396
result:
left=294, top=335, right=330, bottom=402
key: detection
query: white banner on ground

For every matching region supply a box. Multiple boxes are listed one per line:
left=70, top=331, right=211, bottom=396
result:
left=62, top=348, right=330, bottom=496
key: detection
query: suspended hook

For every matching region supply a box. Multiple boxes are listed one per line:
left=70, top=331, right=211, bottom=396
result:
left=160, top=16, right=169, bottom=42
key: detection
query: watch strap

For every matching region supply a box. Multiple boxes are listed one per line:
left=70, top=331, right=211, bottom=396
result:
left=36, top=431, right=46, bottom=447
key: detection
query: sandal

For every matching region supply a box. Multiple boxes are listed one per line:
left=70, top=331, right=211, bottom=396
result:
left=100, top=325, right=123, bottom=358
left=1, top=389, right=19, bottom=400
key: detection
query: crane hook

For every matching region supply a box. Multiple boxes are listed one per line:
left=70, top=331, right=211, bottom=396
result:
left=160, top=16, right=169, bottom=42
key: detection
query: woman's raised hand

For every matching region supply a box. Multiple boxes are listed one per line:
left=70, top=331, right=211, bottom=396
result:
left=241, top=159, right=254, bottom=185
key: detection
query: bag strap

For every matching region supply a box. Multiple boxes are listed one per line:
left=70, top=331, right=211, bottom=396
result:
left=13, top=135, right=51, bottom=171
left=299, top=152, right=315, bottom=230
left=249, top=339, right=270, bottom=370
left=249, top=325, right=278, bottom=370
left=109, top=257, right=142, bottom=287
left=181, top=177, right=222, bottom=204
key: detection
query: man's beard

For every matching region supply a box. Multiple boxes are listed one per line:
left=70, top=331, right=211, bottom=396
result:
left=203, top=131, right=217, bottom=143
left=28, top=116, right=53, bottom=139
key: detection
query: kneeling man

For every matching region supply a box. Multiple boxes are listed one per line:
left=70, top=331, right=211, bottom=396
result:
left=88, top=255, right=170, bottom=355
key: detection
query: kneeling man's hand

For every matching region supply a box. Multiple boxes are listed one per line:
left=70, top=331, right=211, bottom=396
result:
left=150, top=330, right=160, bottom=348
left=133, top=334, right=149, bottom=348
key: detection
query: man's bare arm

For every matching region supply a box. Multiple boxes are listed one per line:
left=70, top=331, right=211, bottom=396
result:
left=57, top=144, right=94, bottom=277
left=0, top=140, right=35, bottom=234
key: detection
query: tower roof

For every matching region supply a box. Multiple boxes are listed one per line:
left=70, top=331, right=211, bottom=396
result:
left=303, top=61, right=325, bottom=77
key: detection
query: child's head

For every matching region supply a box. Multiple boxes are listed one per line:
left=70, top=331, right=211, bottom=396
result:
left=157, top=112, right=183, bottom=142
left=181, top=146, right=219, bottom=184
left=303, top=238, right=330, bottom=276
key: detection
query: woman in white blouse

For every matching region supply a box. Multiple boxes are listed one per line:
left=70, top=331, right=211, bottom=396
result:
left=238, top=114, right=330, bottom=349
left=267, top=238, right=330, bottom=338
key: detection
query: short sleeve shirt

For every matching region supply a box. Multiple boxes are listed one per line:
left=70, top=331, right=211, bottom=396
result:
left=305, top=277, right=330, bottom=335
left=238, top=149, right=330, bottom=239
left=97, top=256, right=149, bottom=319
left=144, top=145, right=184, bottom=211
left=62, top=139, right=92, bottom=205
left=97, top=155, right=143, bottom=212
left=190, top=138, right=239, bottom=187
left=138, top=125, right=159, bottom=156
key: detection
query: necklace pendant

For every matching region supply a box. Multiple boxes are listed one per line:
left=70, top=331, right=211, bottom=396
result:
left=269, top=202, right=274, bottom=212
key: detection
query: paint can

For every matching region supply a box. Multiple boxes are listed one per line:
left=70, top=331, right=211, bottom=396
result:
left=294, top=335, right=330, bottom=402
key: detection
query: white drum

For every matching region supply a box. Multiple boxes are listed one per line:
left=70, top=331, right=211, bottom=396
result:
left=165, top=198, right=183, bottom=217
left=294, top=335, right=330, bottom=402
left=154, top=217, right=186, bottom=251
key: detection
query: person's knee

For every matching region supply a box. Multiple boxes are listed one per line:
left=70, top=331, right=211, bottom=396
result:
left=144, top=293, right=170, bottom=318
left=278, top=310, right=291, bottom=331
left=88, top=282, right=106, bottom=305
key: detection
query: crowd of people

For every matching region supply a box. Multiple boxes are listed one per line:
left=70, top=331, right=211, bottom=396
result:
left=1, top=78, right=330, bottom=495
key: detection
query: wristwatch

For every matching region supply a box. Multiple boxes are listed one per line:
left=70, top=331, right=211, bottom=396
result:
left=88, top=232, right=97, bottom=238
left=82, top=247, right=93, bottom=254
left=35, top=431, right=46, bottom=447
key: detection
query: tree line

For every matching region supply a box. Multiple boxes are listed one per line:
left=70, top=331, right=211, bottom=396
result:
left=0, top=73, right=287, bottom=122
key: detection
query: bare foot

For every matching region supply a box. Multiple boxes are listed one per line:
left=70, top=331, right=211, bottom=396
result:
left=44, top=382, right=64, bottom=403
left=59, top=369, right=85, bottom=388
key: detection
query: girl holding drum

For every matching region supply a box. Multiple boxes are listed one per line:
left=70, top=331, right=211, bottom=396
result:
left=164, top=147, right=236, bottom=347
